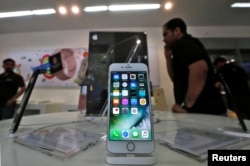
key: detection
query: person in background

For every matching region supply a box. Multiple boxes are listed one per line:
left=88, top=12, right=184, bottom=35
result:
left=0, top=58, right=26, bottom=120
left=214, top=57, right=250, bottom=119
left=77, top=52, right=89, bottom=113
left=162, top=18, right=226, bottom=115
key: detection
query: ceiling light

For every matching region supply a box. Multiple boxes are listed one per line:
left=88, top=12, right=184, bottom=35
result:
left=0, top=11, right=32, bottom=18
left=58, top=6, right=67, bottom=15
left=32, top=9, right=56, bottom=15
left=84, top=6, right=108, bottom=12
left=230, top=59, right=235, bottom=62
left=231, top=2, right=250, bottom=8
left=0, top=8, right=56, bottom=18
left=164, top=2, right=173, bottom=10
left=71, top=5, right=80, bottom=14
left=108, top=4, right=161, bottom=11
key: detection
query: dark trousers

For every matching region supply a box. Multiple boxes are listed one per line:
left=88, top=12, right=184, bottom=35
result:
left=0, top=104, right=16, bottom=120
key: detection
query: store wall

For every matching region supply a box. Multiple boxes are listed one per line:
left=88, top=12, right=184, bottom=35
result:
left=0, top=27, right=170, bottom=107
left=1, top=26, right=250, bottom=109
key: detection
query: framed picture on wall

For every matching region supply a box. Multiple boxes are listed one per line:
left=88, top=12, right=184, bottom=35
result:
left=8, top=48, right=88, bottom=87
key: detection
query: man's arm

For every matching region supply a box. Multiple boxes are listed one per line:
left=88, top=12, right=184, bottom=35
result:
left=6, top=86, right=26, bottom=106
left=77, top=58, right=89, bottom=86
left=164, top=45, right=174, bottom=82
left=12, top=86, right=26, bottom=100
left=172, top=60, right=208, bottom=113
left=78, top=59, right=88, bottom=80
left=185, top=60, right=208, bottom=107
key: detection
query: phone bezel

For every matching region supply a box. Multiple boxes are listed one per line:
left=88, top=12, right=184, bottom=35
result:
left=107, top=63, right=154, bottom=154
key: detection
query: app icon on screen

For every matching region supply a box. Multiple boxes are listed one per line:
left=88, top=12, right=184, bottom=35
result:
left=139, top=90, right=146, bottom=97
left=130, top=89, right=137, bottom=96
left=131, top=98, right=137, bottom=105
left=139, top=83, right=145, bottom=87
left=130, top=82, right=137, bottom=88
left=130, top=74, right=136, bottom=80
left=131, top=107, right=138, bottom=114
left=138, top=74, right=144, bottom=79
left=122, top=82, right=128, bottom=87
left=122, top=90, right=128, bottom=96
left=113, top=107, right=120, bottom=114
left=113, top=90, right=120, bottom=96
left=112, top=130, right=120, bottom=138
left=132, top=130, right=139, bottom=138
left=140, top=98, right=147, bottom=105
left=113, top=82, right=120, bottom=88
left=122, top=98, right=129, bottom=105
left=122, top=74, right=128, bottom=80
left=122, top=130, right=129, bottom=138
left=113, top=74, right=119, bottom=80
left=141, top=130, right=149, bottom=138
left=113, top=98, right=120, bottom=106
left=122, top=107, right=129, bottom=114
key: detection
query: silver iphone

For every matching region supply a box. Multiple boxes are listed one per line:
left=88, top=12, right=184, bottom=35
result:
left=107, top=63, right=154, bottom=154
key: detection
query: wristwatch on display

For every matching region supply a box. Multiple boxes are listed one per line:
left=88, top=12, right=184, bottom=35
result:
left=53, top=49, right=76, bottom=80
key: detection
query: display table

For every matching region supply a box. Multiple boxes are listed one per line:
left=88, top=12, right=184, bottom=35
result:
left=16, top=100, right=64, bottom=114
left=0, top=111, right=250, bottom=166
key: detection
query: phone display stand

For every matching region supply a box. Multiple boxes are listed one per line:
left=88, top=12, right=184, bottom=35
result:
left=106, top=152, right=156, bottom=165
left=217, top=127, right=250, bottom=138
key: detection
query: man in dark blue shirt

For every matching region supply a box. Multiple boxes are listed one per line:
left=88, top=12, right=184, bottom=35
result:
left=214, top=57, right=250, bottom=119
left=162, top=18, right=226, bottom=115
left=0, top=58, right=26, bottom=120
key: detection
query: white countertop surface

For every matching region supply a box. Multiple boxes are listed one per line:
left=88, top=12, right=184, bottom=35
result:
left=1, top=111, right=250, bottom=166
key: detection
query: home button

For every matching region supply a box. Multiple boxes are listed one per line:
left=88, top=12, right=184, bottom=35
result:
left=127, top=142, right=135, bottom=151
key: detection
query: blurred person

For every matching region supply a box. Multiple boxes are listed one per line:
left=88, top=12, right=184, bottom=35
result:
left=214, top=57, right=250, bottom=119
left=162, top=18, right=226, bottom=115
left=0, top=58, right=26, bottom=120
left=77, top=52, right=88, bottom=113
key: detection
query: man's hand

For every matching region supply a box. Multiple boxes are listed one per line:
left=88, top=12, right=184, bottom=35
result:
left=6, top=99, right=15, bottom=107
left=215, top=81, right=223, bottom=89
left=164, top=45, right=172, bottom=59
left=172, top=104, right=188, bottom=113
left=164, top=45, right=174, bottom=81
